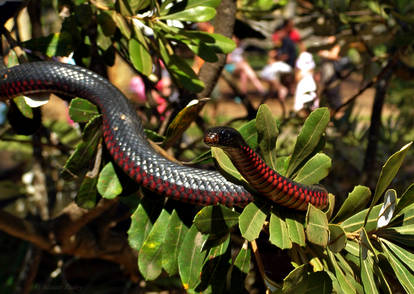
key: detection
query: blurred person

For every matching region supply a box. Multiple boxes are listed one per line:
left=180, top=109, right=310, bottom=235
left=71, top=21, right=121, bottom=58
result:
left=294, top=51, right=318, bottom=111
left=260, top=49, right=292, bottom=100
left=318, top=36, right=352, bottom=109
left=272, top=20, right=298, bottom=68
left=225, top=36, right=265, bottom=97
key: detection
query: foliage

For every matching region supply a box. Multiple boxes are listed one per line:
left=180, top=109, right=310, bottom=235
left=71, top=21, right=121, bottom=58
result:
left=1, top=0, right=414, bottom=293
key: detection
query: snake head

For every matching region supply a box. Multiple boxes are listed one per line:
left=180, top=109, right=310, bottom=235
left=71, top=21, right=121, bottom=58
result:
left=204, top=126, right=246, bottom=149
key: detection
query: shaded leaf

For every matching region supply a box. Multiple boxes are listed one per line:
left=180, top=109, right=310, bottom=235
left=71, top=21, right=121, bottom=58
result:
left=381, top=238, right=414, bottom=272
left=161, top=210, right=189, bottom=276
left=194, top=204, right=240, bottom=235
left=75, top=175, right=98, bottom=209
left=163, top=99, right=208, bottom=148
left=381, top=240, right=414, bottom=293
left=365, top=142, right=412, bottom=226
left=129, top=38, right=152, bottom=76
left=127, top=195, right=164, bottom=251
left=395, top=183, right=414, bottom=217
left=138, top=209, right=171, bottom=280
left=328, top=224, right=347, bottom=253
left=178, top=224, right=208, bottom=290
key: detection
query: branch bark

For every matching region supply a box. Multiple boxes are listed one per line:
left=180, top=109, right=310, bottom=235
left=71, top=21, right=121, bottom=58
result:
left=197, top=0, right=237, bottom=99
left=0, top=198, right=140, bottom=280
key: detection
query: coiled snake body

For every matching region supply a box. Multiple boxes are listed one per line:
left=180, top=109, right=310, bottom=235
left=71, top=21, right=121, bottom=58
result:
left=0, top=62, right=328, bottom=210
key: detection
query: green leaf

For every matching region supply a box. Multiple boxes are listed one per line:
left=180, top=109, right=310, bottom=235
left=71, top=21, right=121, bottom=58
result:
left=97, top=10, right=117, bottom=36
left=160, top=6, right=216, bottom=22
left=68, top=98, right=99, bottom=123
left=328, top=250, right=357, bottom=293
left=333, top=185, right=371, bottom=222
left=184, top=0, right=221, bottom=9
left=127, top=195, right=164, bottom=251
left=211, top=147, right=245, bottom=182
left=360, top=242, right=379, bottom=294
left=379, top=224, right=414, bottom=247
left=238, top=119, right=258, bottom=148
left=381, top=240, right=414, bottom=293
left=287, top=108, right=330, bottom=177
left=306, top=204, right=329, bottom=246
left=22, top=32, right=74, bottom=57
left=178, top=224, right=208, bottom=290
left=194, top=205, right=240, bottom=235
left=75, top=175, right=98, bottom=209
left=129, top=38, right=152, bottom=76
left=341, top=204, right=382, bottom=233
left=60, top=116, right=102, bottom=180
left=162, top=210, right=189, bottom=276
left=395, top=183, right=414, bottom=217
left=158, top=40, right=204, bottom=92
left=328, top=224, right=347, bottom=253
left=112, top=12, right=131, bottom=39
left=285, top=214, right=306, bottom=247
left=13, top=96, right=33, bottom=119
left=281, top=264, right=332, bottom=294
left=138, top=209, right=171, bottom=280
left=365, top=142, right=412, bottom=225
left=97, top=162, right=122, bottom=199
left=197, top=236, right=230, bottom=292
left=233, top=242, right=251, bottom=274
left=269, top=208, right=292, bottom=249
left=381, top=238, right=414, bottom=272
left=163, top=99, right=208, bottom=148
left=239, top=202, right=269, bottom=241
left=293, top=153, right=331, bottom=185
left=256, top=104, right=279, bottom=170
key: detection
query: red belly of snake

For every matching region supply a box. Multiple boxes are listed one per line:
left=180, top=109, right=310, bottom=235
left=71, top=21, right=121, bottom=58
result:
left=0, top=62, right=328, bottom=210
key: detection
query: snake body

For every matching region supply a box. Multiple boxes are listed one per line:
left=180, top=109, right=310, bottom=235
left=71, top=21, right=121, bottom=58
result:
left=0, top=62, right=328, bottom=210
left=0, top=62, right=252, bottom=207
left=204, top=127, right=328, bottom=210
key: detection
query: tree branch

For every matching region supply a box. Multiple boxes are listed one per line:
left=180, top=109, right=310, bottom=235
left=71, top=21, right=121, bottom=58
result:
left=197, top=0, right=237, bottom=98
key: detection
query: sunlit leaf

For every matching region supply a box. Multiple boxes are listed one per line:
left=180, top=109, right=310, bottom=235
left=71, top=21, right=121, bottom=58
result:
left=306, top=204, right=329, bottom=246
left=138, top=209, right=171, bottom=280
left=293, top=153, right=331, bottom=185
left=365, top=142, right=412, bottom=226
left=178, top=224, right=208, bottom=290
left=256, top=104, right=279, bottom=170
left=239, top=202, right=269, bottom=241
left=287, top=108, right=330, bottom=177
left=162, top=210, right=188, bottom=276
left=333, top=185, right=371, bottom=223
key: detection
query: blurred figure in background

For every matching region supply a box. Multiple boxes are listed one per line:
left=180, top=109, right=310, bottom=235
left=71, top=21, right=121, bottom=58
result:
left=225, top=36, right=265, bottom=97
left=260, top=49, right=292, bottom=100
left=294, top=51, right=318, bottom=111
left=318, top=36, right=352, bottom=109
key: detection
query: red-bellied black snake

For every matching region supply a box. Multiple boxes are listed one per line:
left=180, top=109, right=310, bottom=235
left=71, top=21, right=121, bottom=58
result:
left=0, top=62, right=328, bottom=210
